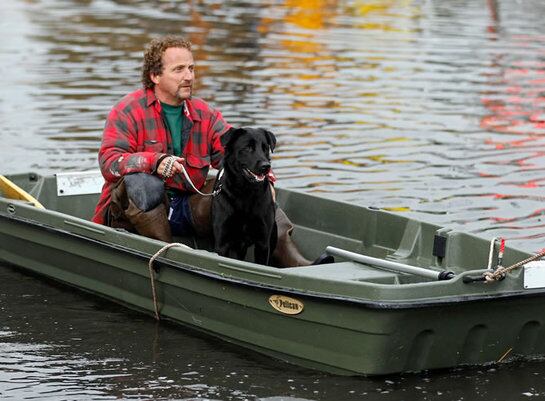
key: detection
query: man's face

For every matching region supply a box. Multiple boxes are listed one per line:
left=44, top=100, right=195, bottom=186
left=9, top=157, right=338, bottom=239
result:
left=151, top=47, right=194, bottom=105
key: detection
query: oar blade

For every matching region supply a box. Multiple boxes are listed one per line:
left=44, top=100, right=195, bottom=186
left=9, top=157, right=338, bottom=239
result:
left=0, top=175, right=45, bottom=209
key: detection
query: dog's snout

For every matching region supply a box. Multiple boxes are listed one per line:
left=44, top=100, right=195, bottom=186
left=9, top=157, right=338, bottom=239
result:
left=259, top=163, right=271, bottom=174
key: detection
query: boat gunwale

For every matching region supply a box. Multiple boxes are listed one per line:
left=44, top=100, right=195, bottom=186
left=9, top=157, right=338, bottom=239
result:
left=1, top=209, right=543, bottom=310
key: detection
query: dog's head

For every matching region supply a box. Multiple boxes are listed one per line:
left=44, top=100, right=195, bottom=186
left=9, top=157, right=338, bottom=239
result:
left=221, top=127, right=276, bottom=183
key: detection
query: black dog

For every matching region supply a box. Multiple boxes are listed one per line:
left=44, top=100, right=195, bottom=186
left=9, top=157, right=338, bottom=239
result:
left=212, top=127, right=277, bottom=265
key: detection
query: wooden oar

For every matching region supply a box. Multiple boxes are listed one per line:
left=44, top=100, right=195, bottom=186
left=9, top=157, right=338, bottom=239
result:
left=0, top=175, right=45, bottom=209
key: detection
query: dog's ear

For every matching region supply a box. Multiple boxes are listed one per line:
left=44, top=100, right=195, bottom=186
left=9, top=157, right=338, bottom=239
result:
left=263, top=129, right=276, bottom=153
left=220, top=127, right=239, bottom=149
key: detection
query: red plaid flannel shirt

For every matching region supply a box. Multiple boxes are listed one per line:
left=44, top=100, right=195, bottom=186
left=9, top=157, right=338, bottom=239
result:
left=92, top=88, right=231, bottom=224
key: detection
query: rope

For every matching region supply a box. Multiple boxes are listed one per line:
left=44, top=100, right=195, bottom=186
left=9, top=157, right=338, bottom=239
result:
left=180, top=163, right=222, bottom=197
left=483, top=249, right=545, bottom=283
left=148, top=242, right=192, bottom=320
left=161, top=156, right=222, bottom=197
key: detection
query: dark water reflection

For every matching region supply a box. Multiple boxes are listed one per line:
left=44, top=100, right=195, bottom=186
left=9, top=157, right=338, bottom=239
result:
left=2, top=0, right=545, bottom=399
left=3, top=265, right=545, bottom=401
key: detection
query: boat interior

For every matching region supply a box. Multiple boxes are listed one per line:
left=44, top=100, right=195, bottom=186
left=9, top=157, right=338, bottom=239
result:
left=1, top=171, right=528, bottom=285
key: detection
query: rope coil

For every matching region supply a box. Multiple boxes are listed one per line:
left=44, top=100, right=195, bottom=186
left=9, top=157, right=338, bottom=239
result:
left=148, top=242, right=192, bottom=320
left=483, top=249, right=545, bottom=283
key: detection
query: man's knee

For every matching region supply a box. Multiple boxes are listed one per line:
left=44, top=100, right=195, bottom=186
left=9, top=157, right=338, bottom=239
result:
left=124, top=173, right=165, bottom=211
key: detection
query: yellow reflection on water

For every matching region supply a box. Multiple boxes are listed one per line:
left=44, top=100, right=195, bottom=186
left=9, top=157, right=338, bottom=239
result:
left=383, top=206, right=411, bottom=212
left=347, top=0, right=419, bottom=32
left=284, top=0, right=338, bottom=30
left=255, top=0, right=422, bottom=131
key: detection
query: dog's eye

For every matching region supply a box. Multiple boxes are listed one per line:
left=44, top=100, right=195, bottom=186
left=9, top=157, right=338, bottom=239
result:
left=238, top=145, right=252, bottom=155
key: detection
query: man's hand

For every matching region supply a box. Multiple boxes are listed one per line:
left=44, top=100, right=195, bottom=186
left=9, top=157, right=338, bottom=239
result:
left=157, top=156, right=185, bottom=179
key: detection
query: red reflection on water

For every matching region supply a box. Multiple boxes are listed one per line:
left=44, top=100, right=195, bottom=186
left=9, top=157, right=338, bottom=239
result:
left=518, top=180, right=538, bottom=188
left=490, top=207, right=545, bottom=223
left=480, top=1, right=545, bottom=142
left=484, top=136, right=539, bottom=149
left=480, top=70, right=545, bottom=136
left=479, top=0, right=545, bottom=248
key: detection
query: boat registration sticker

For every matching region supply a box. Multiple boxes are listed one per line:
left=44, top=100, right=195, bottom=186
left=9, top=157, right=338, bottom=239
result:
left=268, top=295, right=304, bottom=315
left=524, top=261, right=545, bottom=289
left=56, top=171, right=104, bottom=196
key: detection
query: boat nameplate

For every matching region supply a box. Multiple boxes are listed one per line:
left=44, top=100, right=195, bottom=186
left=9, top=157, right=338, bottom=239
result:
left=268, top=295, right=304, bottom=315
left=56, top=171, right=104, bottom=196
left=523, top=261, right=545, bottom=289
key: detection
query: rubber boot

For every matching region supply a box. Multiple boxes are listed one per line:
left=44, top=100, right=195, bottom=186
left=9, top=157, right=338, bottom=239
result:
left=187, top=178, right=215, bottom=238
left=108, top=175, right=172, bottom=242
left=271, top=208, right=312, bottom=267
left=108, top=179, right=133, bottom=231
left=124, top=198, right=172, bottom=242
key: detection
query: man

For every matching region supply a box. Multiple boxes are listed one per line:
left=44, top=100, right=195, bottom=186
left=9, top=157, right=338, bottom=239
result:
left=92, top=35, right=329, bottom=267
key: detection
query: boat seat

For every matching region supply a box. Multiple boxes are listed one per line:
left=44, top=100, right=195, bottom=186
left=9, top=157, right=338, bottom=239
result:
left=286, top=262, right=402, bottom=285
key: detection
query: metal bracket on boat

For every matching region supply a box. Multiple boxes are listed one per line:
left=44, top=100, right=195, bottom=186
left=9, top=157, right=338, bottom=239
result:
left=462, top=274, right=491, bottom=284
left=6, top=203, right=16, bottom=215
left=325, top=246, right=455, bottom=281
left=432, top=234, right=447, bottom=259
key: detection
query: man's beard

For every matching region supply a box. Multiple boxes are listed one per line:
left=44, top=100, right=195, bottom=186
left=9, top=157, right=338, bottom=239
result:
left=176, top=85, right=192, bottom=101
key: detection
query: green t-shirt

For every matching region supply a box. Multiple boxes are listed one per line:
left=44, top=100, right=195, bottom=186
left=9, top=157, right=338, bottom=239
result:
left=161, top=102, right=184, bottom=156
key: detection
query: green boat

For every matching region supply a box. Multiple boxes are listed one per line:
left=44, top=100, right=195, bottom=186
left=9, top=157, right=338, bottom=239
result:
left=1, top=171, right=545, bottom=376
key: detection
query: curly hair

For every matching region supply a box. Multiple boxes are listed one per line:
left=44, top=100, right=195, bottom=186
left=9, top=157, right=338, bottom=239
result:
left=141, top=36, right=192, bottom=89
